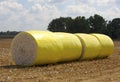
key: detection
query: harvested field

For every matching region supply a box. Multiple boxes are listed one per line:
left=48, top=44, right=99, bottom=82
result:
left=0, top=38, right=120, bottom=82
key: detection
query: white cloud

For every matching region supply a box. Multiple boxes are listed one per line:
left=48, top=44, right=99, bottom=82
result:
left=99, top=6, right=120, bottom=20
left=89, top=0, right=114, bottom=4
left=0, top=0, right=120, bottom=31
left=115, top=0, right=120, bottom=9
left=0, top=1, right=26, bottom=31
left=0, top=0, right=22, bottom=8
left=0, top=0, right=61, bottom=31
left=0, top=1, right=23, bottom=14
left=28, top=0, right=67, bottom=4
left=28, top=0, right=43, bottom=3
left=20, top=3, right=61, bottom=31
left=76, top=0, right=115, bottom=5
left=72, top=0, right=120, bottom=19
left=66, top=3, right=97, bottom=17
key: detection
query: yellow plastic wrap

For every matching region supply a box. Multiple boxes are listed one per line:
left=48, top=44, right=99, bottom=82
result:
left=54, top=32, right=82, bottom=62
left=12, top=31, right=114, bottom=66
left=91, top=34, right=114, bottom=57
left=12, top=31, right=58, bottom=66
left=12, top=31, right=82, bottom=66
left=75, top=33, right=101, bottom=59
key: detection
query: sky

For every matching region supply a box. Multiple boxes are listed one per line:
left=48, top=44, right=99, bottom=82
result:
left=0, top=0, right=120, bottom=31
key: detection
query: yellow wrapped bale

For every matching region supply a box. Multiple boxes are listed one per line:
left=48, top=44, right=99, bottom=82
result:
left=54, top=32, right=82, bottom=62
left=91, top=34, right=114, bottom=57
left=75, top=33, right=101, bottom=59
left=12, top=31, right=59, bottom=66
left=11, top=31, right=82, bottom=66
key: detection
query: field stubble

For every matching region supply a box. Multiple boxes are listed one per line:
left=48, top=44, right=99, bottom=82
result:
left=0, top=38, right=120, bottom=82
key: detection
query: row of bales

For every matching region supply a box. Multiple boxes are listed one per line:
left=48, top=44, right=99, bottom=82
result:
left=11, top=31, right=114, bottom=66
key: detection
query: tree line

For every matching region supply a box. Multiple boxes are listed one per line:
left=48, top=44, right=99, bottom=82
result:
left=47, top=14, right=120, bottom=39
left=0, top=31, right=20, bottom=38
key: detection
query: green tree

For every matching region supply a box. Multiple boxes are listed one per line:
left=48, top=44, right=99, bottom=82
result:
left=88, top=14, right=107, bottom=33
left=64, top=17, right=73, bottom=32
left=47, top=17, right=67, bottom=32
left=67, top=16, right=90, bottom=33
left=47, top=16, right=90, bottom=33
left=107, top=18, right=120, bottom=39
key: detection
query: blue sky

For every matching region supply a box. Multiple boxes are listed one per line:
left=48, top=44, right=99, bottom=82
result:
left=0, top=0, right=120, bottom=31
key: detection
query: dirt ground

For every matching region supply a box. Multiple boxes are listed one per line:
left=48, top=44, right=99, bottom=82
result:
left=0, top=38, right=120, bottom=82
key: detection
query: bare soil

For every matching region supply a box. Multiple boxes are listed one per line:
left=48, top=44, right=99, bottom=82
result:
left=0, top=39, right=120, bottom=82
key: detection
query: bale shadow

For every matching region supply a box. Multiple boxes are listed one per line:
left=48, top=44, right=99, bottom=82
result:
left=0, top=56, right=109, bottom=69
left=0, top=65, right=31, bottom=69
left=0, top=64, right=58, bottom=69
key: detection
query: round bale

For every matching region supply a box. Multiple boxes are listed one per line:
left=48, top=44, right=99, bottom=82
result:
left=91, top=34, right=114, bottom=57
left=75, top=33, right=101, bottom=60
left=54, top=32, right=82, bottom=62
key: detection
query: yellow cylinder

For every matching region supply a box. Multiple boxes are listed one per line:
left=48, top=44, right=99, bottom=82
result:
left=75, top=33, right=101, bottom=59
left=54, top=32, right=82, bottom=62
left=11, top=31, right=82, bottom=66
left=91, top=34, right=114, bottom=57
